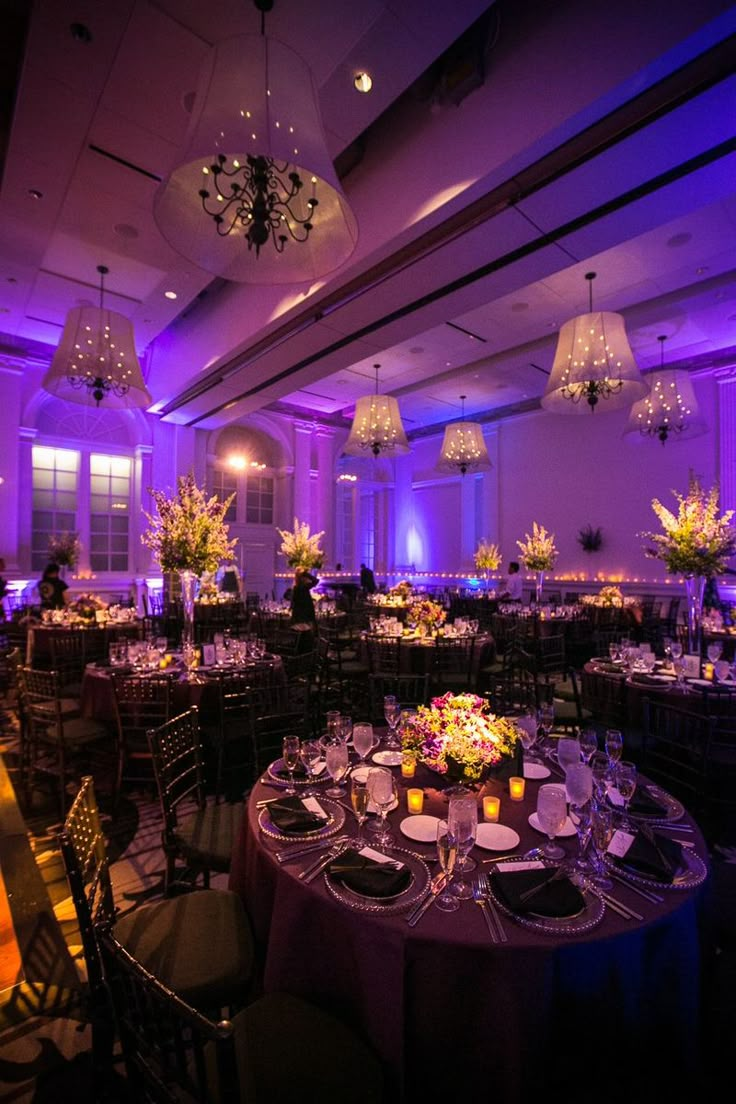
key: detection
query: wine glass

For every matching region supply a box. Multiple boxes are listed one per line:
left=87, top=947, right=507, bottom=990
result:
left=155, top=636, right=168, bottom=660
left=282, top=735, right=300, bottom=795
left=367, top=768, right=396, bottom=847
left=580, top=727, right=598, bottom=764
left=536, top=783, right=567, bottom=860
left=557, top=737, right=581, bottom=773
left=325, top=711, right=341, bottom=739
left=670, top=641, right=683, bottom=663
left=325, top=738, right=349, bottom=797
left=448, top=793, right=478, bottom=895
left=565, top=763, right=593, bottom=831
left=707, top=641, right=723, bottom=664
left=353, top=723, right=376, bottom=763
left=340, top=714, right=353, bottom=744
left=515, top=713, right=539, bottom=764
left=605, top=729, right=623, bottom=766
left=662, top=637, right=673, bottom=666
left=350, top=775, right=369, bottom=842
left=590, top=752, right=612, bottom=805
left=384, top=695, right=402, bottom=748
left=614, top=761, right=637, bottom=829
left=300, top=738, right=323, bottom=796
left=435, top=819, right=459, bottom=913
left=573, top=802, right=594, bottom=873
left=590, top=805, right=614, bottom=889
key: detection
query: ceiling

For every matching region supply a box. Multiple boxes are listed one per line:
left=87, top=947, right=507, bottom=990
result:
left=1, top=0, right=735, bottom=439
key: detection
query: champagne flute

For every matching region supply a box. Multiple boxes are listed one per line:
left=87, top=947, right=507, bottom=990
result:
left=536, top=784, right=567, bottom=860
left=340, top=714, right=353, bottom=745
left=350, top=775, right=369, bottom=842
left=615, top=761, right=637, bottom=830
left=590, top=805, right=614, bottom=889
left=300, top=738, right=323, bottom=796
left=353, top=723, right=375, bottom=763
left=590, top=752, right=612, bottom=805
left=325, top=738, right=349, bottom=797
left=448, top=793, right=478, bottom=894
left=384, top=695, right=402, bottom=749
left=573, top=802, right=594, bottom=873
left=605, top=729, right=623, bottom=766
left=435, top=820, right=459, bottom=913
left=282, top=735, right=300, bottom=795
left=367, top=768, right=396, bottom=847
left=580, top=727, right=598, bottom=764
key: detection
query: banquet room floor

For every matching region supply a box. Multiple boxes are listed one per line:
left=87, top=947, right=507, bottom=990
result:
left=0, top=702, right=735, bottom=1103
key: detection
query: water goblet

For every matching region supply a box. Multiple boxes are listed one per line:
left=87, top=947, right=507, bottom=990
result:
left=350, top=775, right=369, bottom=841
left=715, top=660, right=731, bottom=683
left=580, top=727, right=598, bottom=764
left=353, top=723, right=375, bottom=763
left=448, top=792, right=478, bottom=892
left=590, top=805, right=614, bottom=889
left=605, top=729, right=623, bottom=766
left=673, top=657, right=689, bottom=692
left=614, top=760, right=637, bottom=829
left=300, top=738, right=323, bottom=795
left=325, top=738, right=349, bottom=797
left=707, top=642, right=723, bottom=664
left=367, top=768, right=396, bottom=847
left=536, top=783, right=567, bottom=860
left=282, top=735, right=300, bottom=795
left=557, top=737, right=581, bottom=773
left=565, top=763, right=593, bottom=811
left=435, top=819, right=459, bottom=913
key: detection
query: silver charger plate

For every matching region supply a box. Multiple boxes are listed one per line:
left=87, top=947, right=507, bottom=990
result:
left=605, top=842, right=707, bottom=891
left=486, top=856, right=605, bottom=936
left=625, top=784, right=684, bottom=824
left=267, top=758, right=322, bottom=788
left=324, top=845, right=430, bottom=915
left=258, top=797, right=346, bottom=843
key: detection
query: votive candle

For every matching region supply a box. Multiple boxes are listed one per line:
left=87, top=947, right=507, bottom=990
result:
left=407, top=788, right=424, bottom=814
left=509, top=777, right=526, bottom=802
left=401, top=753, right=416, bottom=779
left=703, top=662, right=714, bottom=681
left=483, top=795, right=500, bottom=822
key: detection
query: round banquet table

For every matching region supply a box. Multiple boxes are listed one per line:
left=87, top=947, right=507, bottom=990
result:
left=229, top=748, right=708, bottom=1103
left=583, top=659, right=736, bottom=729
left=361, top=631, right=495, bottom=678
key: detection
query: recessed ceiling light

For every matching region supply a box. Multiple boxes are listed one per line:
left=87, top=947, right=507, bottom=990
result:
left=70, top=22, right=92, bottom=43
left=409, top=346, right=424, bottom=354
left=696, top=266, right=709, bottom=275
left=7, top=277, right=17, bottom=284
left=164, top=290, right=178, bottom=300
left=666, top=232, right=692, bottom=248
left=28, top=189, right=43, bottom=200
left=354, top=72, right=373, bottom=93
left=511, top=301, right=529, bottom=312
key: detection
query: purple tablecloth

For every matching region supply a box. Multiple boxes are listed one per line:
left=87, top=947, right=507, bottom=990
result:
left=230, top=756, right=708, bottom=1101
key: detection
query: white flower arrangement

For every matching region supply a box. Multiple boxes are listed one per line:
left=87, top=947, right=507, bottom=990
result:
left=277, top=518, right=325, bottom=570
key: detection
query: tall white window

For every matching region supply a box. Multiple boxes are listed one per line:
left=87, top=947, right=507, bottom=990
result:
left=211, top=469, right=237, bottom=521
left=89, top=454, right=131, bottom=572
left=32, top=446, right=79, bottom=571
left=245, top=474, right=274, bottom=525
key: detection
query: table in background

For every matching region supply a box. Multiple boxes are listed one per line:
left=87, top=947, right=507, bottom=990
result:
left=230, top=754, right=707, bottom=1103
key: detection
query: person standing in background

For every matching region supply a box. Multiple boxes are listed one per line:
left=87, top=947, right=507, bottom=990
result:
left=360, top=563, right=377, bottom=594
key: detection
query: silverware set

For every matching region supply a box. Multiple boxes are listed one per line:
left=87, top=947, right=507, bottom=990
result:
left=472, top=875, right=508, bottom=942
left=406, top=872, right=448, bottom=927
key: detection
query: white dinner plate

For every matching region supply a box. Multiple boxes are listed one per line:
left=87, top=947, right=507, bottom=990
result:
left=523, top=761, right=551, bottom=779
left=399, top=815, right=440, bottom=842
left=474, top=823, right=521, bottom=851
left=372, top=750, right=403, bottom=766
left=687, top=678, right=722, bottom=688
left=528, top=812, right=577, bottom=837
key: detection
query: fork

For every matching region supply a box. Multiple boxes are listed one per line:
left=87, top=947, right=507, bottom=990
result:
left=482, top=874, right=508, bottom=942
left=517, top=866, right=568, bottom=904
left=472, top=876, right=498, bottom=943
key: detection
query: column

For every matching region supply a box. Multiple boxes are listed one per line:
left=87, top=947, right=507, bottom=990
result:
left=17, top=426, right=37, bottom=573
left=0, top=362, right=24, bottom=570
left=717, top=369, right=736, bottom=514
left=292, top=422, right=313, bottom=527
left=132, top=445, right=154, bottom=573
left=314, top=425, right=335, bottom=563
left=393, top=452, right=413, bottom=571
left=460, top=473, right=475, bottom=571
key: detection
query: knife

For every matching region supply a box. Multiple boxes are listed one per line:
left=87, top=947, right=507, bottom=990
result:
left=300, top=843, right=347, bottom=883
left=608, top=869, right=663, bottom=903
left=407, top=874, right=447, bottom=927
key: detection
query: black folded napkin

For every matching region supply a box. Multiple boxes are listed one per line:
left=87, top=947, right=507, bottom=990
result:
left=614, top=829, right=683, bottom=883
left=630, top=673, right=664, bottom=687
left=593, top=662, right=626, bottom=675
left=628, top=784, right=669, bottom=818
left=266, top=796, right=328, bottom=834
left=490, top=867, right=585, bottom=918
left=271, top=760, right=308, bottom=780
left=328, top=847, right=411, bottom=898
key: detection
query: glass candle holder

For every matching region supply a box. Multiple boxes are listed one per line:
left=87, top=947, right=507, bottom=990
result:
left=483, top=795, right=500, bottom=822
left=509, top=777, right=526, bottom=802
left=407, top=788, right=424, bottom=814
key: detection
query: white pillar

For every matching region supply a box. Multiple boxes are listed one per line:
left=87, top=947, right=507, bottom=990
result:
left=0, top=362, right=23, bottom=570
left=393, top=452, right=413, bottom=571
left=18, top=427, right=37, bottom=573
left=292, top=422, right=313, bottom=526
left=460, top=473, right=475, bottom=571
left=314, top=425, right=335, bottom=563
left=133, top=445, right=154, bottom=573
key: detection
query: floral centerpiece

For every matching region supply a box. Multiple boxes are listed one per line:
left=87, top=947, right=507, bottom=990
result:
left=402, top=692, right=521, bottom=786
left=474, top=540, right=502, bottom=594
left=277, top=518, right=325, bottom=570
left=142, top=473, right=237, bottom=640
left=48, top=531, right=81, bottom=570
left=642, top=474, right=736, bottom=652
left=390, top=579, right=413, bottom=600
left=517, top=522, right=557, bottom=604
left=73, top=593, right=108, bottom=621
left=408, top=597, right=446, bottom=635
left=581, top=585, right=640, bottom=609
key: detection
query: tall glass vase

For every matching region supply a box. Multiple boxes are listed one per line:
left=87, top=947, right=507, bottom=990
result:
left=684, top=575, right=706, bottom=656
left=179, top=569, right=197, bottom=644
left=535, top=571, right=545, bottom=605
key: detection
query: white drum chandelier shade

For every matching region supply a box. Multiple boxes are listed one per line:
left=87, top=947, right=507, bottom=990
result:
left=624, top=336, right=706, bottom=444
left=42, top=266, right=151, bottom=410
left=436, top=396, right=492, bottom=474
left=542, top=272, right=648, bottom=414
left=344, top=365, right=409, bottom=458
left=153, top=33, right=358, bottom=284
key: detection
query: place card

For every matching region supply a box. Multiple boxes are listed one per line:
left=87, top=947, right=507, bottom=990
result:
left=202, top=643, right=216, bottom=665
left=495, top=860, right=545, bottom=872
left=682, top=654, right=700, bottom=678
left=606, top=786, right=625, bottom=807
left=606, top=829, right=636, bottom=859
left=311, top=759, right=327, bottom=776
left=358, top=846, right=404, bottom=869
left=301, top=797, right=329, bottom=820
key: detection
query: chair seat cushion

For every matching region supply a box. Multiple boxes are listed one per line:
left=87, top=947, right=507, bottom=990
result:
left=36, top=716, right=108, bottom=746
left=114, top=888, right=253, bottom=1010
left=207, top=992, right=383, bottom=1103
left=34, top=697, right=81, bottom=719
left=173, top=801, right=243, bottom=871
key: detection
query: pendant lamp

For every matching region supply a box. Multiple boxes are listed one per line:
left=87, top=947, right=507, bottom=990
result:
left=624, top=335, right=706, bottom=444
left=344, top=365, right=410, bottom=458
left=436, top=396, right=492, bottom=474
